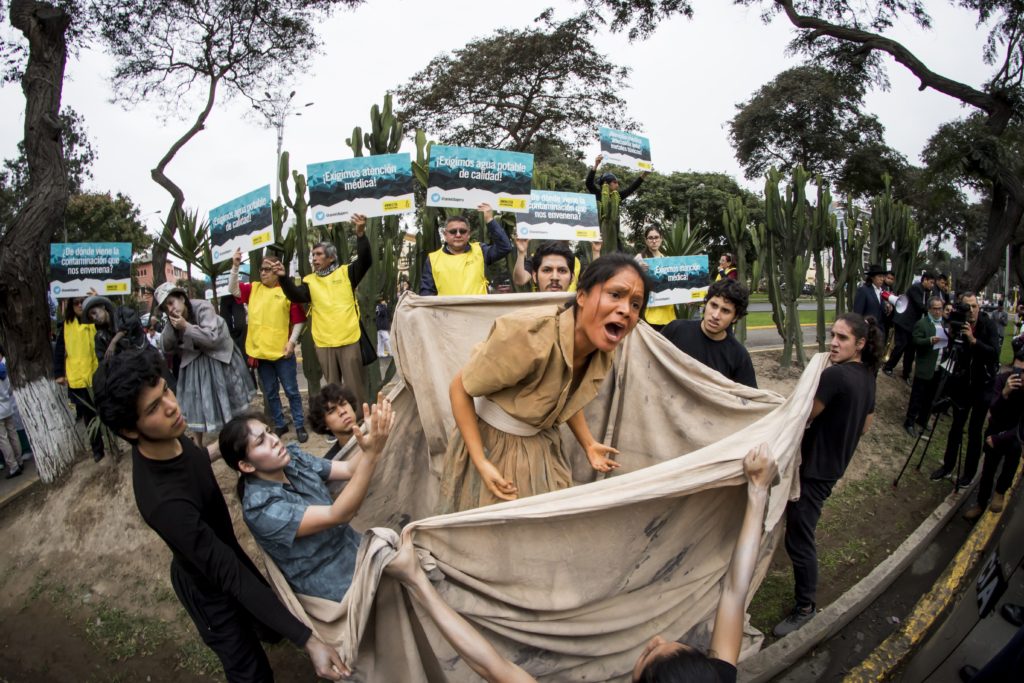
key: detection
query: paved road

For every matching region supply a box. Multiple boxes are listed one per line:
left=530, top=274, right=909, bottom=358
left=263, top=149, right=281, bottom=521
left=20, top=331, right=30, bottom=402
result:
left=748, top=301, right=837, bottom=313
left=743, top=323, right=828, bottom=352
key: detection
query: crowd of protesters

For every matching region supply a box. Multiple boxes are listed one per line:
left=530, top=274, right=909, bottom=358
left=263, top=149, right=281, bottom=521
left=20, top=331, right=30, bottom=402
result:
left=9, top=158, right=1020, bottom=682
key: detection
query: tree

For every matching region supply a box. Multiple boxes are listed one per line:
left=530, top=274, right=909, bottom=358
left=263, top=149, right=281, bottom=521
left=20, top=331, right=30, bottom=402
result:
left=618, top=170, right=764, bottom=248
left=583, top=0, right=1024, bottom=291
left=729, top=65, right=907, bottom=198
left=392, top=13, right=636, bottom=153
left=89, top=0, right=363, bottom=299
left=0, top=0, right=84, bottom=482
left=59, top=191, right=153, bottom=254
left=0, top=105, right=96, bottom=234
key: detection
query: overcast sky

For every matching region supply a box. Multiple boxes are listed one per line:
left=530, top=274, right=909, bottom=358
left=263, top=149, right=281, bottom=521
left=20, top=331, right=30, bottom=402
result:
left=0, top=0, right=994, bottom=241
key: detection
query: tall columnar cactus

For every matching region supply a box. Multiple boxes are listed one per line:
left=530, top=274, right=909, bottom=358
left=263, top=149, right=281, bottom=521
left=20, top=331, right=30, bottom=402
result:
left=598, top=183, right=622, bottom=253
left=721, top=196, right=751, bottom=342
left=827, top=198, right=868, bottom=316
left=278, top=150, right=322, bottom=393
left=762, top=166, right=814, bottom=368
left=868, top=174, right=920, bottom=292
left=810, top=178, right=835, bottom=352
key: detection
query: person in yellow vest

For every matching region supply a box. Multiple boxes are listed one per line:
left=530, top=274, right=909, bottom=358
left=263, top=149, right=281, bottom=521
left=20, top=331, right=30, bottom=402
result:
left=275, top=214, right=371, bottom=406
left=419, top=203, right=512, bottom=296
left=53, top=297, right=105, bottom=462
left=716, top=252, right=739, bottom=281
left=230, top=249, right=309, bottom=443
left=512, top=239, right=601, bottom=292
left=635, top=226, right=677, bottom=330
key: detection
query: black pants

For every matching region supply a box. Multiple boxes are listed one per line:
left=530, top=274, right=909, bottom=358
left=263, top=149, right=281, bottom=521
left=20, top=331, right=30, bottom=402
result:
left=784, top=478, right=835, bottom=609
left=971, top=624, right=1024, bottom=681
left=170, top=561, right=276, bottom=683
left=942, top=393, right=990, bottom=479
left=69, top=387, right=104, bottom=459
left=884, top=326, right=914, bottom=378
left=904, top=375, right=938, bottom=430
left=977, top=438, right=1022, bottom=506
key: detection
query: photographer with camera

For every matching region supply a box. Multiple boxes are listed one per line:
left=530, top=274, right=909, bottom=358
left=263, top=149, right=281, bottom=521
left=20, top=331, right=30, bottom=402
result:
left=930, top=292, right=1001, bottom=487
left=963, top=349, right=1024, bottom=520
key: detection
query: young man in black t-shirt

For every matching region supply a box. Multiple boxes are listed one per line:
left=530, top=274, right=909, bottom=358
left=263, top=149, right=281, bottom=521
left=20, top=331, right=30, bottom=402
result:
left=773, top=313, right=878, bottom=637
left=661, top=278, right=757, bottom=388
left=93, top=350, right=345, bottom=682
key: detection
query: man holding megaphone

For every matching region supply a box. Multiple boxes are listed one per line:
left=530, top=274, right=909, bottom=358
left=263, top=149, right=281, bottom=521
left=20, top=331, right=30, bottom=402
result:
left=883, top=271, right=936, bottom=383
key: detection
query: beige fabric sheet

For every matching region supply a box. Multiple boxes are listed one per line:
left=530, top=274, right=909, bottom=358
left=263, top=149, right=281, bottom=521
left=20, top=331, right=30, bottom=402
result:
left=262, top=292, right=826, bottom=682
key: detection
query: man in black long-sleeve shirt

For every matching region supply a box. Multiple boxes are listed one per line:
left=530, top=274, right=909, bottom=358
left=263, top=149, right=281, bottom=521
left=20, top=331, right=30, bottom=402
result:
left=274, top=213, right=372, bottom=405
left=584, top=154, right=647, bottom=252
left=93, top=350, right=345, bottom=682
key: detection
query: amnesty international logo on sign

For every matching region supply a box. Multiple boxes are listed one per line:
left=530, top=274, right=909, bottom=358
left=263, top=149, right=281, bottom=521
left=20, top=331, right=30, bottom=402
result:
left=516, top=191, right=600, bottom=242
left=426, top=145, right=534, bottom=214
left=307, top=153, right=416, bottom=225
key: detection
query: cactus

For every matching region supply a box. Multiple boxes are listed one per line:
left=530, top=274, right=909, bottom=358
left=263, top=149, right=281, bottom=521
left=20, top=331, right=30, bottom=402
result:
left=277, top=150, right=323, bottom=393
left=760, top=166, right=815, bottom=368
left=721, top=196, right=752, bottom=342
left=828, top=197, right=868, bottom=316
left=810, top=178, right=834, bottom=352
left=598, top=182, right=622, bottom=253
left=870, top=174, right=919, bottom=292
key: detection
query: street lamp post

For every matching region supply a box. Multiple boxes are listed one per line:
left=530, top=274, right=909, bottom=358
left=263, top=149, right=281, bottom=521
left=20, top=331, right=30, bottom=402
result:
left=253, top=90, right=314, bottom=199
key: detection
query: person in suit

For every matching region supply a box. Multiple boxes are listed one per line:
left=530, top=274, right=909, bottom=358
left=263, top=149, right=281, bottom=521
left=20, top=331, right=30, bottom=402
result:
left=883, top=271, right=936, bottom=382
left=853, top=264, right=888, bottom=343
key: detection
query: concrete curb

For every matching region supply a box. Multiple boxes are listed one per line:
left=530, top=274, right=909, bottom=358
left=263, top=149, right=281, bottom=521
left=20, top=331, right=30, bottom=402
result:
left=0, top=468, right=40, bottom=513
left=842, top=472, right=1021, bottom=681
left=738, top=480, right=975, bottom=683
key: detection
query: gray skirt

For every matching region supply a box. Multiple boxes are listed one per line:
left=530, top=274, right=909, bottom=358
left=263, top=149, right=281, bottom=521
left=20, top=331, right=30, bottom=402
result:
left=178, top=348, right=256, bottom=433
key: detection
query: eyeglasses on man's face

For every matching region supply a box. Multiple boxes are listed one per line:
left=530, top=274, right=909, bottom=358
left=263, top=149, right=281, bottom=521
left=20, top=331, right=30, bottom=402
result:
left=446, top=228, right=469, bottom=236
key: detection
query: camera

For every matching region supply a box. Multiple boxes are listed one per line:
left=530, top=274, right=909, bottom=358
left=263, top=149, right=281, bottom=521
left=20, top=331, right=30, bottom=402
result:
left=947, top=302, right=971, bottom=339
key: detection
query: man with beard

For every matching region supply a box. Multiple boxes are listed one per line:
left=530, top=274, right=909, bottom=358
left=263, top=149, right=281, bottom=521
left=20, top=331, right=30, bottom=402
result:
left=661, top=278, right=757, bottom=388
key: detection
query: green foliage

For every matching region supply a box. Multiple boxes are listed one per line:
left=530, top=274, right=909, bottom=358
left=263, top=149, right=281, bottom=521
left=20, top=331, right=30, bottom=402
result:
left=60, top=192, right=153, bottom=255
left=619, top=170, right=764, bottom=249
left=392, top=13, right=635, bottom=152
left=828, top=198, right=869, bottom=315
left=721, top=196, right=752, bottom=342
left=729, top=65, right=906, bottom=198
left=869, top=174, right=920, bottom=291
left=159, top=208, right=230, bottom=298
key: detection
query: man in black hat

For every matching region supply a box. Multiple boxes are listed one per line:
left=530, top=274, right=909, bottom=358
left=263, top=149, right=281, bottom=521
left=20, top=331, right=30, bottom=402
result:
left=853, top=264, right=889, bottom=341
left=883, top=271, right=936, bottom=383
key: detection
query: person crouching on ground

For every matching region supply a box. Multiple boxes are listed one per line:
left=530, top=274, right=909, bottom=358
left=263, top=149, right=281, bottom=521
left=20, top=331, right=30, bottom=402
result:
left=774, top=313, right=881, bottom=637
left=308, top=383, right=361, bottom=459
left=439, top=253, right=650, bottom=513
left=154, top=282, right=256, bottom=441
left=91, top=349, right=346, bottom=681
left=219, top=392, right=393, bottom=607
left=661, top=278, right=757, bottom=388
left=385, top=444, right=779, bottom=683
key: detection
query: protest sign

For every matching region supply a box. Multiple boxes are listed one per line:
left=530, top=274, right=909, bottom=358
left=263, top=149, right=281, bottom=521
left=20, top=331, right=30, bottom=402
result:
left=599, top=127, right=653, bottom=172
left=308, top=153, right=415, bottom=225
left=645, top=255, right=710, bottom=306
left=209, top=185, right=274, bottom=263
left=49, top=242, right=132, bottom=298
left=426, top=145, right=533, bottom=213
left=516, top=190, right=600, bottom=241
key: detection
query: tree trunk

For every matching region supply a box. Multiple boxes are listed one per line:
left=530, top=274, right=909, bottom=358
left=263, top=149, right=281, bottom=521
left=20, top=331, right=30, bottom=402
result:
left=1, top=0, right=83, bottom=482
left=962, top=183, right=1023, bottom=293
left=149, top=75, right=222, bottom=301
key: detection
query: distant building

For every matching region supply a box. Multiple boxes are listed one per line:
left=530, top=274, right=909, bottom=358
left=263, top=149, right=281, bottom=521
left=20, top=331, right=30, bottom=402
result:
left=134, top=259, right=188, bottom=306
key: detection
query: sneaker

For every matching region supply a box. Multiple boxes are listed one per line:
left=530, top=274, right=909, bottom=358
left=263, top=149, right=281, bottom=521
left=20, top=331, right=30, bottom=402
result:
left=962, top=504, right=984, bottom=521
left=882, top=368, right=895, bottom=378
left=990, top=492, right=1005, bottom=512
left=93, top=452, right=105, bottom=463
left=1001, top=603, right=1024, bottom=627
left=296, top=427, right=309, bottom=444
left=772, top=605, right=815, bottom=637
left=930, top=465, right=952, bottom=481
left=5, top=466, right=23, bottom=480
left=903, top=424, right=918, bottom=439
left=325, top=434, right=338, bottom=444
left=274, top=425, right=289, bottom=438
left=955, top=473, right=977, bottom=489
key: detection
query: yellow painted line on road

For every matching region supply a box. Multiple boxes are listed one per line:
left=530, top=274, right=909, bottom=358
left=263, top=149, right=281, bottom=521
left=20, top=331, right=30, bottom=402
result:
left=843, top=472, right=1021, bottom=682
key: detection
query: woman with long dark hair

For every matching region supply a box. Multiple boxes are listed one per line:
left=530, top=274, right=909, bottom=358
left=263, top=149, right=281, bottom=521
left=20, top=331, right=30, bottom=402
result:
left=439, top=253, right=651, bottom=513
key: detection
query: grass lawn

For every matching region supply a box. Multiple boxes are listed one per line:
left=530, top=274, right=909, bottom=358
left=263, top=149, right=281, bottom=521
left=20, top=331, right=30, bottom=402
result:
left=747, top=308, right=837, bottom=329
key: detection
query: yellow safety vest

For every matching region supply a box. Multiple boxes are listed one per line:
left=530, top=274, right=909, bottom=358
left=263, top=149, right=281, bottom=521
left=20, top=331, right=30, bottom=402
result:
left=302, top=267, right=360, bottom=347
left=246, top=283, right=291, bottom=360
left=429, top=242, right=488, bottom=296
left=63, top=320, right=98, bottom=389
left=644, top=304, right=677, bottom=326
left=715, top=267, right=736, bottom=282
